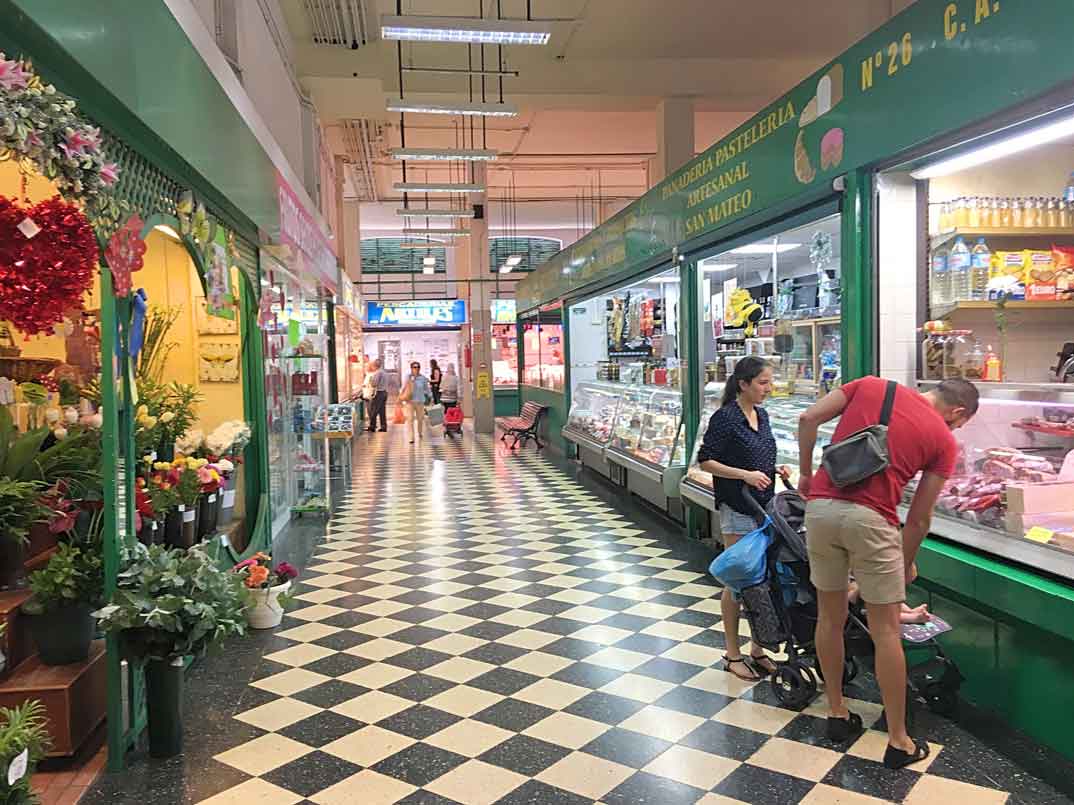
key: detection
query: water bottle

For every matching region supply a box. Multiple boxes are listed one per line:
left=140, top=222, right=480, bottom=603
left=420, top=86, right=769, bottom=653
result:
left=1063, top=171, right=1074, bottom=204
left=948, top=236, right=972, bottom=302
left=969, top=238, right=991, bottom=300
left=931, top=246, right=950, bottom=306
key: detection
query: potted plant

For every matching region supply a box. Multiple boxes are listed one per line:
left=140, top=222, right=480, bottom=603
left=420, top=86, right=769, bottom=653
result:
left=137, top=477, right=178, bottom=546
left=22, top=542, right=102, bottom=665
left=215, top=459, right=236, bottom=525
left=156, top=461, right=201, bottom=548
left=94, top=545, right=247, bottom=757
left=0, top=700, right=52, bottom=804
left=0, top=480, right=46, bottom=590
left=233, top=554, right=298, bottom=629
left=196, top=462, right=222, bottom=539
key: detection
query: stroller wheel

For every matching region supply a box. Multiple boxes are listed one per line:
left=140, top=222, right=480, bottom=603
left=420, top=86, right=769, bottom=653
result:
left=772, top=662, right=817, bottom=709
left=843, top=657, right=859, bottom=685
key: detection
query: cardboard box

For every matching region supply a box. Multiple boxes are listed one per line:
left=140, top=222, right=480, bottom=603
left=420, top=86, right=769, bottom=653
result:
left=1005, top=481, right=1074, bottom=514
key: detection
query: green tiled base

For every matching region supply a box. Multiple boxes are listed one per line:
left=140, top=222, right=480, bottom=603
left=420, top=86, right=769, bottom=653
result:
left=494, top=389, right=520, bottom=418
left=916, top=537, right=1074, bottom=762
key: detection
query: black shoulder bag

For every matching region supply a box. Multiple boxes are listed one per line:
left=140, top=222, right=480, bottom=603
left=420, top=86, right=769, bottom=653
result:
left=819, top=380, right=898, bottom=488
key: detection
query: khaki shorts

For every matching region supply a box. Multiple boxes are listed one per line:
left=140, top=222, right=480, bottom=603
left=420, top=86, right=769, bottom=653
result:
left=805, top=498, right=905, bottom=605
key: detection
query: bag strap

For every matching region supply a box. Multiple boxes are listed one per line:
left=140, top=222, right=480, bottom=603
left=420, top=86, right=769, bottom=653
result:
left=879, top=380, right=898, bottom=427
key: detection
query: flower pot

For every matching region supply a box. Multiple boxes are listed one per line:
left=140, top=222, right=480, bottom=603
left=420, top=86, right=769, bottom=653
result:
left=145, top=657, right=184, bottom=758
left=26, top=604, right=94, bottom=665
left=198, top=493, right=218, bottom=539
left=246, top=582, right=290, bottom=630
left=218, top=488, right=237, bottom=527
left=137, top=519, right=160, bottom=546
left=0, top=539, right=26, bottom=591
left=157, top=441, right=174, bottom=463
left=166, top=505, right=197, bottom=549
left=164, top=509, right=183, bottom=547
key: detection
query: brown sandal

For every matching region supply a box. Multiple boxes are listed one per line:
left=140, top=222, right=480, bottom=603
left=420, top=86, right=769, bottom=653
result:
left=724, top=655, right=761, bottom=681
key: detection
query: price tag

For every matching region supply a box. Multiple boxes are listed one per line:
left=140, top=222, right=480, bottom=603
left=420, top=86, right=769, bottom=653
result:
left=1025, top=526, right=1054, bottom=544
left=7, top=748, right=28, bottom=786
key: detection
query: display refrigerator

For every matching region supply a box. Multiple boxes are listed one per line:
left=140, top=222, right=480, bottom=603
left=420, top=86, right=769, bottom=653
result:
left=562, top=381, right=623, bottom=477
left=680, top=384, right=837, bottom=540
left=604, top=384, right=687, bottom=512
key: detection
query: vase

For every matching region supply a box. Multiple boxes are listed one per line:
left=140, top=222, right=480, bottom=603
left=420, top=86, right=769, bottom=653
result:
left=157, top=441, right=174, bottom=464
left=145, top=657, right=184, bottom=758
left=246, top=582, right=290, bottom=630
left=0, top=539, right=26, bottom=591
left=167, top=505, right=197, bottom=549
left=164, top=509, right=182, bottom=547
left=198, top=493, right=218, bottom=539
left=137, top=519, right=160, bottom=546
left=27, top=604, right=94, bottom=665
left=218, top=487, right=237, bottom=527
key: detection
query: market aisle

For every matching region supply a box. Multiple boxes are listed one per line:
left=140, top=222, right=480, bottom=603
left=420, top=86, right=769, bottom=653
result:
left=87, top=430, right=1062, bottom=805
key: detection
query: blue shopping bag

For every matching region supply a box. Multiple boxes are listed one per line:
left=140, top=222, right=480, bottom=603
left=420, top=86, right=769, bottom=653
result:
left=708, top=517, right=772, bottom=592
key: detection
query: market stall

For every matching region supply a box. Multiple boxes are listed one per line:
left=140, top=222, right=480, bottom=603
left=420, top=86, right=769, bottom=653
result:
left=491, top=298, right=520, bottom=416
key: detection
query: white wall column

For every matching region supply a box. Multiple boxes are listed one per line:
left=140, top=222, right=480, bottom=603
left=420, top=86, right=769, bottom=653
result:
left=467, top=164, right=494, bottom=433
left=650, top=97, right=695, bottom=186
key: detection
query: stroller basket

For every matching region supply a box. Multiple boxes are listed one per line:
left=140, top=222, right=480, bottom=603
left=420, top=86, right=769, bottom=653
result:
left=739, top=579, right=789, bottom=651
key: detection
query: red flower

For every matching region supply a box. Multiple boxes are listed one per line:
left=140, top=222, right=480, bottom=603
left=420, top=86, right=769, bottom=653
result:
left=275, top=562, right=299, bottom=582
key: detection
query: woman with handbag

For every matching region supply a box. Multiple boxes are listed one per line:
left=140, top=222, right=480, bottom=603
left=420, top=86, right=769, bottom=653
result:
left=400, top=361, right=432, bottom=443
left=698, top=356, right=789, bottom=681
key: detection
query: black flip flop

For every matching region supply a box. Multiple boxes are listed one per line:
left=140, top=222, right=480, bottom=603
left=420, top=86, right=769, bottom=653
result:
left=723, top=655, right=761, bottom=681
left=826, top=711, right=864, bottom=743
left=884, top=738, right=930, bottom=769
left=747, top=654, right=777, bottom=677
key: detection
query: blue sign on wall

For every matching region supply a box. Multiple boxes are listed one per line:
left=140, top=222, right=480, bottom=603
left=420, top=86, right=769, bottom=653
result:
left=366, top=299, right=467, bottom=327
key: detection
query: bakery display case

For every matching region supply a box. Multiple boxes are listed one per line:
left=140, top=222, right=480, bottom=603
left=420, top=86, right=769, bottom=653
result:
left=635, top=388, right=686, bottom=467
left=605, top=385, right=686, bottom=509
left=904, top=383, right=1074, bottom=579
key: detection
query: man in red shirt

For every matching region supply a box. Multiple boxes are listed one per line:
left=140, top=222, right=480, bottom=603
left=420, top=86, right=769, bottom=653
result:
left=798, top=377, right=978, bottom=769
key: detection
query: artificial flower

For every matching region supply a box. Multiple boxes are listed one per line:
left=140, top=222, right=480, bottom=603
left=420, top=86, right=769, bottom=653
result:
left=0, top=57, right=29, bottom=90
left=45, top=408, right=60, bottom=424
left=246, top=565, right=270, bottom=588
left=160, top=411, right=175, bottom=424
left=52, top=427, right=67, bottom=440
left=153, top=461, right=171, bottom=471
left=99, top=162, right=120, bottom=186
left=63, top=407, right=79, bottom=424
left=275, top=562, right=299, bottom=581
left=216, top=458, right=235, bottom=474
left=136, top=405, right=149, bottom=418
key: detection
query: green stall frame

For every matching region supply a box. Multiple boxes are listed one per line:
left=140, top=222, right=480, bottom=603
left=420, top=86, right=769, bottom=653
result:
left=517, top=0, right=1074, bottom=762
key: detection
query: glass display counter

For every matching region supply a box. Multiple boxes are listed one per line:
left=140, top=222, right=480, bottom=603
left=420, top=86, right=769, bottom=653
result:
left=903, top=383, right=1074, bottom=580
left=680, top=384, right=837, bottom=514
left=605, top=386, right=686, bottom=507
left=563, top=382, right=622, bottom=448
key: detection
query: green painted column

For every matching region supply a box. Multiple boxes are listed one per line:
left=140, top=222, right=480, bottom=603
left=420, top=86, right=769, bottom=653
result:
left=841, top=171, right=875, bottom=380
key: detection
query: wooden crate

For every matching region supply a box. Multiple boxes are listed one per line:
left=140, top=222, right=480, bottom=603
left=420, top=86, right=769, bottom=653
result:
left=0, top=641, right=106, bottom=756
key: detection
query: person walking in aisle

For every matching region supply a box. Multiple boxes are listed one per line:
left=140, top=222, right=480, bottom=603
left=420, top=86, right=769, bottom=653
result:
left=798, top=377, right=978, bottom=768
left=401, top=361, right=432, bottom=443
left=440, top=363, right=460, bottom=409
left=429, top=359, right=442, bottom=405
left=366, top=359, right=388, bottom=433
left=697, top=356, right=786, bottom=681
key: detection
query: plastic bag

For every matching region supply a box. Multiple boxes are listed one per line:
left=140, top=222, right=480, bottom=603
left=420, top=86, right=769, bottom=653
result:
left=392, top=405, right=405, bottom=425
left=426, top=404, right=444, bottom=427
left=709, top=517, right=772, bottom=592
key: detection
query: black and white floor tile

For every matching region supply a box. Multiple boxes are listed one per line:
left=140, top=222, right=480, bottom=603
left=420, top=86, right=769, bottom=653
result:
left=95, top=428, right=1070, bottom=805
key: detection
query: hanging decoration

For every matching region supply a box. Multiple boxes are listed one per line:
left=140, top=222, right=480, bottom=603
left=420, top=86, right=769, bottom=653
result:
left=0, top=52, right=125, bottom=236
left=104, top=214, right=147, bottom=298
left=0, top=195, right=97, bottom=335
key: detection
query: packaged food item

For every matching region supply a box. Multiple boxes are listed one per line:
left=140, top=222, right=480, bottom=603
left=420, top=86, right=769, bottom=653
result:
left=1024, top=249, right=1057, bottom=300
left=988, top=251, right=1026, bottom=300
left=1053, top=246, right=1074, bottom=301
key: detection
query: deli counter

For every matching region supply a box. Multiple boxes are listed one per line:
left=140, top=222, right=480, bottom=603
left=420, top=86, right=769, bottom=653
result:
left=903, top=382, right=1074, bottom=580
left=563, top=381, right=687, bottom=514
left=680, top=385, right=837, bottom=538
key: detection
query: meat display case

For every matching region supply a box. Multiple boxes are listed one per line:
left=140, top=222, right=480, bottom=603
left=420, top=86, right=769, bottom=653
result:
left=904, top=382, right=1074, bottom=580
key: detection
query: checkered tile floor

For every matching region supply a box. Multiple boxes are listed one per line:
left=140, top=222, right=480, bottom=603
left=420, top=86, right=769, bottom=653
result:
left=198, top=431, right=1028, bottom=804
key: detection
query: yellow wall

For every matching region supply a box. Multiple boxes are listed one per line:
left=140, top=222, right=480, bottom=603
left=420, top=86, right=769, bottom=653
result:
left=1, top=161, right=244, bottom=434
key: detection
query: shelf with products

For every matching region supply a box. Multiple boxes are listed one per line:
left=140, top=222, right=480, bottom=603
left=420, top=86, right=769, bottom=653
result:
left=905, top=384, right=1074, bottom=578
left=563, top=381, right=623, bottom=447
left=289, top=352, right=332, bottom=516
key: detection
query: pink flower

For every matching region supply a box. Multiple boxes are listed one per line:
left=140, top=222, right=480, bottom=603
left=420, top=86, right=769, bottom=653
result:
left=48, top=508, right=77, bottom=534
left=0, top=58, right=29, bottom=90
left=233, top=557, right=258, bottom=571
left=100, top=162, right=120, bottom=186
left=65, top=127, right=100, bottom=154
left=275, top=562, right=299, bottom=581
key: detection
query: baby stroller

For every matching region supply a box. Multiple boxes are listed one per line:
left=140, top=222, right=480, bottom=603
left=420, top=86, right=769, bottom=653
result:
left=443, top=404, right=463, bottom=439
left=734, top=487, right=963, bottom=715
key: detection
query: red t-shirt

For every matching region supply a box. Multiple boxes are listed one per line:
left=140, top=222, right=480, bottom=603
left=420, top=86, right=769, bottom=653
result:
left=809, top=376, right=958, bottom=525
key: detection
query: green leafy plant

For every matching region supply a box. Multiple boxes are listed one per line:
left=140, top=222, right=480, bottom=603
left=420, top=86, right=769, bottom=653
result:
left=23, top=543, right=103, bottom=615
left=174, top=466, right=201, bottom=508
left=0, top=480, right=46, bottom=545
left=0, top=699, right=52, bottom=805
left=0, top=408, right=101, bottom=498
left=94, top=545, right=248, bottom=661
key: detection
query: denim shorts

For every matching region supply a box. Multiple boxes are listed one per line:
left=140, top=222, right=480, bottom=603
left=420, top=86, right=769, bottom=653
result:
left=719, top=504, right=758, bottom=537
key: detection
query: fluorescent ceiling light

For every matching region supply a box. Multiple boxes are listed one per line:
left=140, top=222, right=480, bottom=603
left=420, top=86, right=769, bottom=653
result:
left=403, top=228, right=471, bottom=236
left=391, top=147, right=498, bottom=162
left=910, top=111, right=1074, bottom=179
left=729, top=243, right=801, bottom=254
left=381, top=15, right=552, bottom=46
left=387, top=98, right=519, bottom=117
left=703, top=263, right=738, bottom=272
left=505, top=255, right=523, bottom=266
left=422, top=256, right=437, bottom=267
left=499, top=265, right=513, bottom=274
left=653, top=276, right=680, bottom=283
left=396, top=208, right=475, bottom=218
left=422, top=265, right=436, bottom=275
left=395, top=182, right=485, bottom=193
left=154, top=224, right=181, bottom=241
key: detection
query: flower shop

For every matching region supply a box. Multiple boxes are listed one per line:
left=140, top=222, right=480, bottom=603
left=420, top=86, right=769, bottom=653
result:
left=0, top=16, right=291, bottom=781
